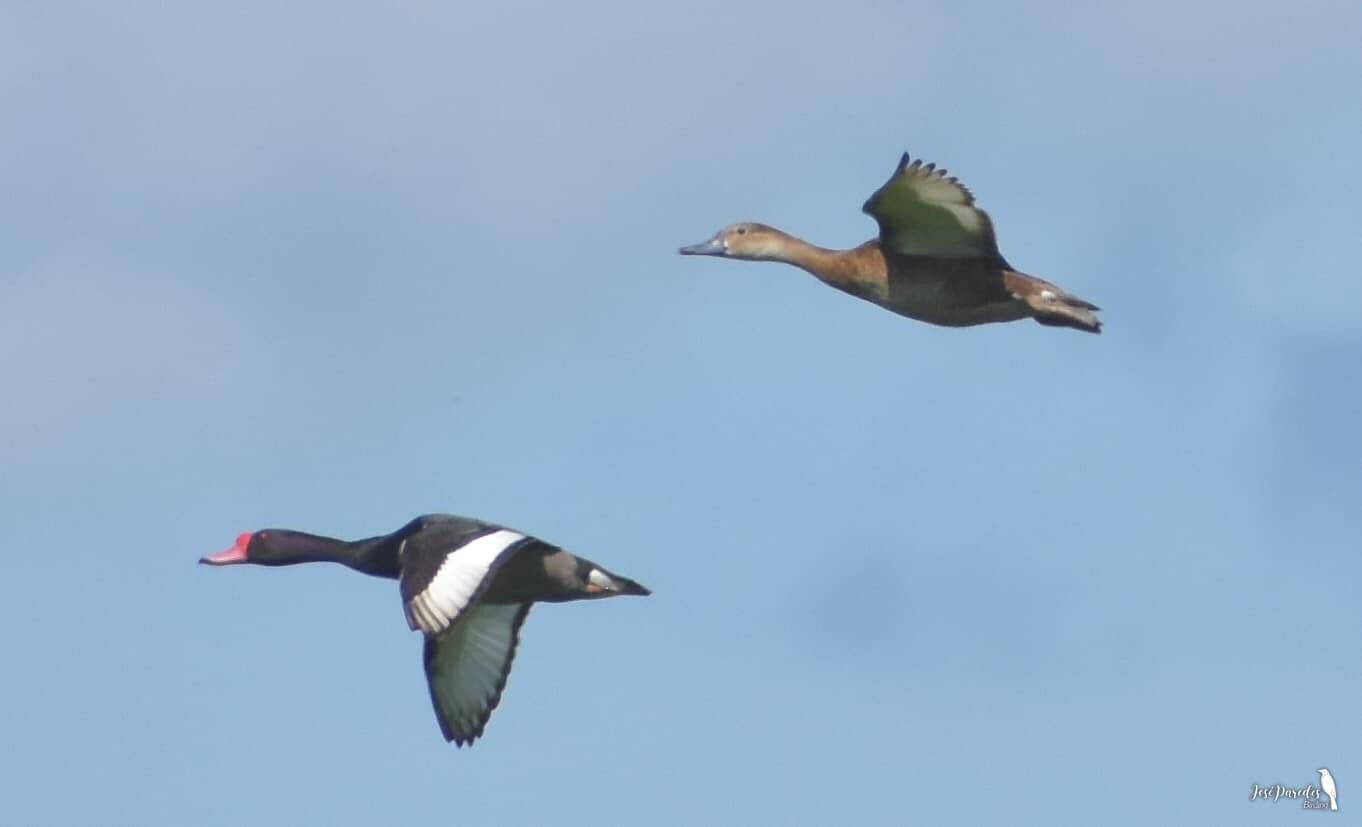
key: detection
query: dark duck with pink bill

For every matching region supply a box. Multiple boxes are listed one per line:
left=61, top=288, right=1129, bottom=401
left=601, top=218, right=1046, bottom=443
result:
left=201, top=513, right=649, bottom=746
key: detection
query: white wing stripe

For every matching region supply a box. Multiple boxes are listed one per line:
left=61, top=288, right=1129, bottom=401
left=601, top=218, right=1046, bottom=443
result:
left=407, top=529, right=525, bottom=635
left=412, top=594, right=445, bottom=631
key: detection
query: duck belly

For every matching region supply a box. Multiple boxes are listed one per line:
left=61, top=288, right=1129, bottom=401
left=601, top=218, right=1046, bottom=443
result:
left=881, top=279, right=1029, bottom=327
left=862, top=257, right=1027, bottom=327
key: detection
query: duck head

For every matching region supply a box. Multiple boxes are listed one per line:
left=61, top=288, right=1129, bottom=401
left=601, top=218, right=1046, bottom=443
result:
left=199, top=531, right=260, bottom=565
left=199, top=530, right=324, bottom=566
left=679, top=222, right=788, bottom=260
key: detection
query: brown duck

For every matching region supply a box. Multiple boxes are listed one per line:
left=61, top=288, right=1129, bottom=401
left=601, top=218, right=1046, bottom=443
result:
left=680, top=152, right=1102, bottom=333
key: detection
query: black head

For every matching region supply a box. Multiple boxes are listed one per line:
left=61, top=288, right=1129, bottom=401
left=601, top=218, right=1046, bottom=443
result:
left=198, top=530, right=349, bottom=568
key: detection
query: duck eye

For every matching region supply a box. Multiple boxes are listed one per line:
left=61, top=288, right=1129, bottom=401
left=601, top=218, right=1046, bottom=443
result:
left=736, top=227, right=748, bottom=235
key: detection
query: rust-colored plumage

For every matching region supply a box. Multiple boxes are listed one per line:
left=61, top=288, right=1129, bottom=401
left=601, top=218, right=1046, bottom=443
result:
left=680, top=153, right=1102, bottom=333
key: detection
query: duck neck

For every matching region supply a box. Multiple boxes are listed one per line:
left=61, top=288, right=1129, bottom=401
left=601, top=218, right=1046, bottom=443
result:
left=768, top=233, right=865, bottom=289
left=256, top=530, right=401, bottom=579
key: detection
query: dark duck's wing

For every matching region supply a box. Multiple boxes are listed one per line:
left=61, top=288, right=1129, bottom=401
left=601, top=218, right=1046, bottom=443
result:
left=398, top=518, right=538, bottom=746
left=421, top=602, right=533, bottom=746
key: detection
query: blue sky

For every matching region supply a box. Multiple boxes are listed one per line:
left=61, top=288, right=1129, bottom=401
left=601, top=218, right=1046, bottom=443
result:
left=2, top=1, right=1360, bottom=824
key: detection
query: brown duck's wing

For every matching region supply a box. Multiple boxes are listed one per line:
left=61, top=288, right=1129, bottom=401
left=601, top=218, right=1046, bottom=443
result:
left=862, top=153, right=1007, bottom=263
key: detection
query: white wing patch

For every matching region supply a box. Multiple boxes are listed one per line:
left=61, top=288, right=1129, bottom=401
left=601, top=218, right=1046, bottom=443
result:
left=405, top=529, right=525, bottom=635
left=425, top=602, right=530, bottom=746
left=905, top=166, right=986, bottom=237
left=862, top=156, right=998, bottom=258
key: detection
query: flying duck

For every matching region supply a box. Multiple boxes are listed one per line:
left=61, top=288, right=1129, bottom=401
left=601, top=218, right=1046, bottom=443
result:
left=200, top=513, right=650, bottom=746
left=680, top=152, right=1102, bottom=333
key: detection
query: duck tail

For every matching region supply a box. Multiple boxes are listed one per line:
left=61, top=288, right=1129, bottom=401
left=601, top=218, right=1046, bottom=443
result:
left=1032, top=296, right=1102, bottom=333
left=1005, top=271, right=1103, bottom=334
